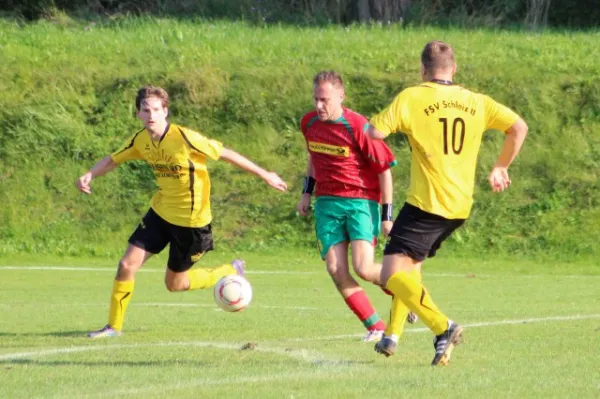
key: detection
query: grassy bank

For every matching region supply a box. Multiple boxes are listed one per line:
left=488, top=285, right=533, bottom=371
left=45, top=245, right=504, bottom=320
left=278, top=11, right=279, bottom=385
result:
left=1, top=18, right=599, bottom=260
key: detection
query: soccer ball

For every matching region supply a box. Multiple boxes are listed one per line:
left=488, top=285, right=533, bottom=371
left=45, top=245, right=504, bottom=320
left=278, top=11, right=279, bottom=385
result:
left=214, top=275, right=253, bottom=312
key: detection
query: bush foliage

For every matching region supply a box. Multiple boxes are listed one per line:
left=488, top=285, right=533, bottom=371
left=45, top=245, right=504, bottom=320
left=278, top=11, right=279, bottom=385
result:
left=3, top=0, right=599, bottom=28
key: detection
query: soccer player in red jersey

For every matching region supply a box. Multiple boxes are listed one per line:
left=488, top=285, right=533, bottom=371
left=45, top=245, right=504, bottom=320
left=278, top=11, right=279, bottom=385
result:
left=297, top=71, right=397, bottom=342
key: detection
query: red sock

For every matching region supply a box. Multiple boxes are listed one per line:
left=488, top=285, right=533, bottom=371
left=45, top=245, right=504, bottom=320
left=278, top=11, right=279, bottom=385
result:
left=344, top=290, right=386, bottom=331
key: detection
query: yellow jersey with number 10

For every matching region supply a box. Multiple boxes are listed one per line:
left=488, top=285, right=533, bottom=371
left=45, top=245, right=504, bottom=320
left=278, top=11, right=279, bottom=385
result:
left=370, top=82, right=519, bottom=219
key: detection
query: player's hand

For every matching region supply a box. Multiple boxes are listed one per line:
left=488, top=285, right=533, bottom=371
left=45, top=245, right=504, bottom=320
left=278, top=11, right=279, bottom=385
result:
left=76, top=172, right=93, bottom=195
left=488, top=166, right=511, bottom=192
left=263, top=172, right=288, bottom=192
left=297, top=194, right=311, bottom=216
left=381, top=221, right=393, bottom=237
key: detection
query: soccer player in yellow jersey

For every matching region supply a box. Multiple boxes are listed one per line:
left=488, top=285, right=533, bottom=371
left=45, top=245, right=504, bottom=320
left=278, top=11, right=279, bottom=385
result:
left=77, top=86, right=288, bottom=338
left=367, top=41, right=529, bottom=365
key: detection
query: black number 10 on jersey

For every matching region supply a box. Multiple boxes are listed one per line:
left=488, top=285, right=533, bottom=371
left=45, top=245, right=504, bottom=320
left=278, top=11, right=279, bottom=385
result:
left=439, top=117, right=465, bottom=155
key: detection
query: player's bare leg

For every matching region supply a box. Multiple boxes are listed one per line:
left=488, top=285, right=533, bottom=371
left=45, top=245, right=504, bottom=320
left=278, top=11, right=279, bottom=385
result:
left=350, top=240, right=380, bottom=284
left=115, top=244, right=153, bottom=280
left=326, top=241, right=361, bottom=298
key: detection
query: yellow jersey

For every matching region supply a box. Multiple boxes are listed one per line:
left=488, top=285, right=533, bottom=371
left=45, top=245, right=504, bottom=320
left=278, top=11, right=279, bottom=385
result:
left=111, top=123, right=223, bottom=227
left=370, top=82, right=519, bottom=219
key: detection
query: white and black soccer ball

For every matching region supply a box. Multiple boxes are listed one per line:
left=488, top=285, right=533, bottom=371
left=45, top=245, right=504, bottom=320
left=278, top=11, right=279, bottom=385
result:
left=213, top=275, right=253, bottom=312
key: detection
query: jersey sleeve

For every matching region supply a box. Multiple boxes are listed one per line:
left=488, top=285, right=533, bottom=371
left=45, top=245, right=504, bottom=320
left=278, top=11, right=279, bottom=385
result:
left=483, top=95, right=520, bottom=132
left=111, top=133, right=144, bottom=164
left=179, top=127, right=223, bottom=160
left=300, top=112, right=316, bottom=138
left=354, top=115, right=398, bottom=174
left=370, top=90, right=412, bottom=137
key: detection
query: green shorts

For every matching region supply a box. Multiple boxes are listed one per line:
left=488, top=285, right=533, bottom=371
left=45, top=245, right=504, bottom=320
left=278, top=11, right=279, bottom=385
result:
left=314, top=196, right=381, bottom=259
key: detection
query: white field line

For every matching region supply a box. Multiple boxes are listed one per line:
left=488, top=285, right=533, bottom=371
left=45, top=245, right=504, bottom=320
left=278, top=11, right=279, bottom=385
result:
left=280, top=313, right=600, bottom=342
left=0, top=341, right=329, bottom=364
left=1, top=341, right=352, bottom=398
left=2, top=314, right=598, bottom=358
left=1, top=265, right=599, bottom=279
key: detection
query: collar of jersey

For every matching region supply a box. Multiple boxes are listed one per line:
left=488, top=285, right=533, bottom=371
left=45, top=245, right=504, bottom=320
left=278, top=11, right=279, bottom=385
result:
left=423, top=80, right=456, bottom=88
left=327, top=111, right=346, bottom=124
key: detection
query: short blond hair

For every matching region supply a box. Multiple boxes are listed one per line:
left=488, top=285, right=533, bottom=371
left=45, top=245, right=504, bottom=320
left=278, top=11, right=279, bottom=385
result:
left=313, top=70, right=344, bottom=90
left=135, top=86, right=169, bottom=110
left=421, top=41, right=455, bottom=72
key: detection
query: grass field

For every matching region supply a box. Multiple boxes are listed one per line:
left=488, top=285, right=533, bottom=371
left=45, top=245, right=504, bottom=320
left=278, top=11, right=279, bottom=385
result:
left=1, top=252, right=599, bottom=398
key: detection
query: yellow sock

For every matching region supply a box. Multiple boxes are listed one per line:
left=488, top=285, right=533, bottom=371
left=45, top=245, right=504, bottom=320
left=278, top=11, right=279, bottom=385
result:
left=384, top=269, right=421, bottom=338
left=186, top=263, right=236, bottom=290
left=385, top=270, right=448, bottom=335
left=385, top=296, right=410, bottom=337
left=108, top=279, right=134, bottom=331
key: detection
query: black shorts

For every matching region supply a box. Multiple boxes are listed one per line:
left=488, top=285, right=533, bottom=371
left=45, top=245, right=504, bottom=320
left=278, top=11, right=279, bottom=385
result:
left=128, top=208, right=214, bottom=272
left=383, top=203, right=465, bottom=262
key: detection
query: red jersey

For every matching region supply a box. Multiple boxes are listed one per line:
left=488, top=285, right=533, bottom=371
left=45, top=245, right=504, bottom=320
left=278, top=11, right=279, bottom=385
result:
left=300, top=107, right=397, bottom=202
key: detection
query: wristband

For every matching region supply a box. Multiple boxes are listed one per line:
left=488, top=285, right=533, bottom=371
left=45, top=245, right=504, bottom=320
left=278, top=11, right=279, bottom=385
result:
left=302, top=176, right=316, bottom=195
left=381, top=203, right=393, bottom=221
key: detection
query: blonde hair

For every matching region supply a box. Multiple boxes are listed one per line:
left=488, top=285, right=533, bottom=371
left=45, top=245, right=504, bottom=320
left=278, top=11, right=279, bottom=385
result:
left=313, top=70, right=344, bottom=90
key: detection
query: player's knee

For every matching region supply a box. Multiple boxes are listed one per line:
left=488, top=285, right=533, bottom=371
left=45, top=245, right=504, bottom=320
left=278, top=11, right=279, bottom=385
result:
left=327, top=264, right=350, bottom=283
left=326, top=262, right=341, bottom=277
left=354, top=265, right=371, bottom=281
left=164, top=278, right=186, bottom=292
left=164, top=272, right=189, bottom=292
left=117, top=259, right=140, bottom=279
left=325, top=262, right=336, bottom=276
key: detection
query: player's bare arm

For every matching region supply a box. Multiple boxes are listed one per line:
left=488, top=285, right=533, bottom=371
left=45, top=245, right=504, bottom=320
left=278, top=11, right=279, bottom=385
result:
left=220, top=147, right=288, bottom=192
left=365, top=124, right=387, bottom=140
left=76, top=155, right=118, bottom=195
left=378, top=169, right=393, bottom=236
left=297, top=154, right=315, bottom=216
left=489, top=118, right=529, bottom=192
